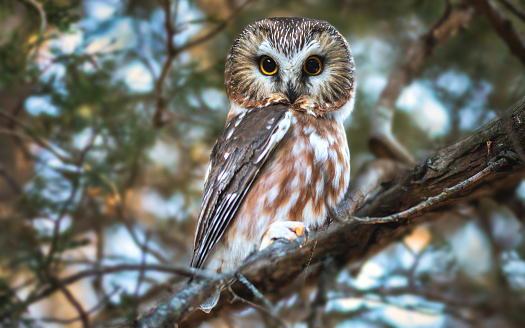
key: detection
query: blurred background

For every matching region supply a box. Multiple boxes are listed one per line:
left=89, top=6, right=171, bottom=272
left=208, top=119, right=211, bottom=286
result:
left=0, top=0, right=524, bottom=327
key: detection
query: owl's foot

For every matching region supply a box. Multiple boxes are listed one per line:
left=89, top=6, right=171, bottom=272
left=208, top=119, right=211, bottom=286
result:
left=259, top=221, right=306, bottom=250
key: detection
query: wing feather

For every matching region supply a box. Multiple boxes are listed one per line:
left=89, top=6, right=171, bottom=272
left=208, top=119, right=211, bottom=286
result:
left=191, top=105, right=292, bottom=269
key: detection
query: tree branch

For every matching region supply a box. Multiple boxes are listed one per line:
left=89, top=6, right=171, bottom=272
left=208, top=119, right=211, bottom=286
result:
left=466, top=0, right=525, bottom=65
left=136, top=97, right=525, bottom=327
left=369, top=3, right=474, bottom=164
left=497, top=0, right=525, bottom=23
left=152, top=0, right=256, bottom=127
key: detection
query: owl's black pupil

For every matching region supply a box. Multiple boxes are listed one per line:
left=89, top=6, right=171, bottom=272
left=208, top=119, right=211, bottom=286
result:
left=305, top=58, right=320, bottom=74
left=262, top=58, right=276, bottom=73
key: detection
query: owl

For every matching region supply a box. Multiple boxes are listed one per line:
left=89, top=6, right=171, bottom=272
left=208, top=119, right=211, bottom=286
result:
left=190, top=17, right=355, bottom=309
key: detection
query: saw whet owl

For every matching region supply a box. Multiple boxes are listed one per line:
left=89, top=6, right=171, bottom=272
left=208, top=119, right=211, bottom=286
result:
left=190, top=17, right=356, bottom=311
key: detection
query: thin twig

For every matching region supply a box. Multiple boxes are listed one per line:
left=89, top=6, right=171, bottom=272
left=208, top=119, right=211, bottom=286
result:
left=46, top=175, right=81, bottom=268
left=174, top=0, right=257, bottom=54
left=355, top=158, right=508, bottom=224
left=228, top=273, right=288, bottom=327
left=37, top=286, right=120, bottom=325
left=467, top=0, right=525, bottom=65
left=497, top=0, right=525, bottom=23
left=50, top=263, right=215, bottom=295
left=0, top=165, right=22, bottom=194
left=50, top=275, right=90, bottom=328
left=0, top=125, right=76, bottom=165
left=152, top=0, right=257, bottom=126
left=25, top=0, right=47, bottom=62
left=133, top=231, right=151, bottom=318
left=0, top=264, right=216, bottom=320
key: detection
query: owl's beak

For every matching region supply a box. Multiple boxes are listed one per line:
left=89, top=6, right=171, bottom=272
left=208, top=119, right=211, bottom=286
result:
left=286, top=82, right=298, bottom=104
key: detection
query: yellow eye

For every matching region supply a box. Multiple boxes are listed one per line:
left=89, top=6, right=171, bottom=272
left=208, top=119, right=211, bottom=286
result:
left=260, top=56, right=278, bottom=75
left=304, top=56, right=322, bottom=75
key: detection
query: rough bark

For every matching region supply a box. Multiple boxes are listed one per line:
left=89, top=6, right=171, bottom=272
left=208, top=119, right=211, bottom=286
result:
left=136, top=97, right=525, bottom=328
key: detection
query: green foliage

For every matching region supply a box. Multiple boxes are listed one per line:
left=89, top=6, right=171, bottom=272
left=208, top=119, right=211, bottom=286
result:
left=41, top=0, right=81, bottom=32
left=0, top=33, right=36, bottom=88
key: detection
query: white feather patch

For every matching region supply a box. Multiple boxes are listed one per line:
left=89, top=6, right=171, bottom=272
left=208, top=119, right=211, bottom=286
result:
left=255, top=111, right=292, bottom=163
left=309, top=132, right=329, bottom=163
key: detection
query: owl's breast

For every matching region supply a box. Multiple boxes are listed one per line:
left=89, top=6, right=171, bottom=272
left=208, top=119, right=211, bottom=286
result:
left=229, top=112, right=350, bottom=244
left=205, top=111, right=350, bottom=272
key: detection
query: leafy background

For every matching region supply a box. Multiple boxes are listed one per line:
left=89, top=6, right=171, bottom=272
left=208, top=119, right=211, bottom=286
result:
left=0, top=0, right=524, bottom=327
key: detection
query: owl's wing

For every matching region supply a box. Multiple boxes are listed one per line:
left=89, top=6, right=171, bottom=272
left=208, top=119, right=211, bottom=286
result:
left=191, top=104, right=292, bottom=270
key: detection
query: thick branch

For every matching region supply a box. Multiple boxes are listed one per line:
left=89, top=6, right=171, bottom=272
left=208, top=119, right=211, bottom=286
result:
left=136, top=97, right=525, bottom=327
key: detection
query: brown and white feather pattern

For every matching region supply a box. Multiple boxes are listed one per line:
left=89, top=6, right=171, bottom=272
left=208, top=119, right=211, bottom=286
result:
left=194, top=107, right=350, bottom=273
left=191, top=17, right=356, bottom=276
left=191, top=105, right=293, bottom=270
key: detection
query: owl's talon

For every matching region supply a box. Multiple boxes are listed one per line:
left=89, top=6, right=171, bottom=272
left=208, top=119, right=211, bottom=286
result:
left=259, top=221, right=307, bottom=250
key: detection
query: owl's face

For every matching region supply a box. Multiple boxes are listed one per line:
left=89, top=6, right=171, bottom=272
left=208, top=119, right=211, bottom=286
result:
left=225, top=17, right=356, bottom=120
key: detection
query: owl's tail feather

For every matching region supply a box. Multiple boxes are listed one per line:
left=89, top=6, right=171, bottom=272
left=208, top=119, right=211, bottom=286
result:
left=199, top=289, right=220, bottom=313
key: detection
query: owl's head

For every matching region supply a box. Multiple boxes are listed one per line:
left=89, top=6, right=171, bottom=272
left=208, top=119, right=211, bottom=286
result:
left=225, top=17, right=356, bottom=121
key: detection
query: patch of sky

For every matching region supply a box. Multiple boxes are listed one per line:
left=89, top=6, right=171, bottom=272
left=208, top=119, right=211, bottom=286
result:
left=46, top=28, right=84, bottom=57
left=38, top=60, right=66, bottom=86
left=488, top=203, right=522, bottom=250
left=171, top=1, right=205, bottom=47
left=335, top=319, right=383, bottom=328
left=186, top=124, right=210, bottom=142
left=25, top=95, right=60, bottom=116
left=187, top=92, right=202, bottom=108
left=383, top=305, right=444, bottom=328
left=202, top=88, right=228, bottom=111
left=447, top=220, right=492, bottom=277
left=393, top=294, right=442, bottom=310
left=72, top=127, right=102, bottom=150
left=336, top=268, right=352, bottom=284
left=395, top=243, right=419, bottom=271
left=33, top=143, right=79, bottom=173
left=32, top=216, right=72, bottom=237
left=35, top=27, right=84, bottom=93
left=148, top=140, right=180, bottom=169
left=84, top=0, right=121, bottom=21
left=326, top=297, right=367, bottom=313
left=436, top=70, right=471, bottom=97
left=415, top=248, right=457, bottom=283
left=85, top=18, right=137, bottom=54
left=385, top=275, right=408, bottom=289
left=22, top=145, right=87, bottom=219
left=353, top=261, right=384, bottom=290
left=103, top=224, right=169, bottom=301
left=397, top=82, right=450, bottom=137
left=501, top=250, right=525, bottom=290
left=119, top=60, right=154, bottom=92
left=351, top=37, right=395, bottom=72
left=351, top=37, right=393, bottom=103
left=150, top=9, right=167, bottom=36
left=140, top=189, right=188, bottom=221
left=457, top=80, right=494, bottom=131
left=517, top=180, right=525, bottom=201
